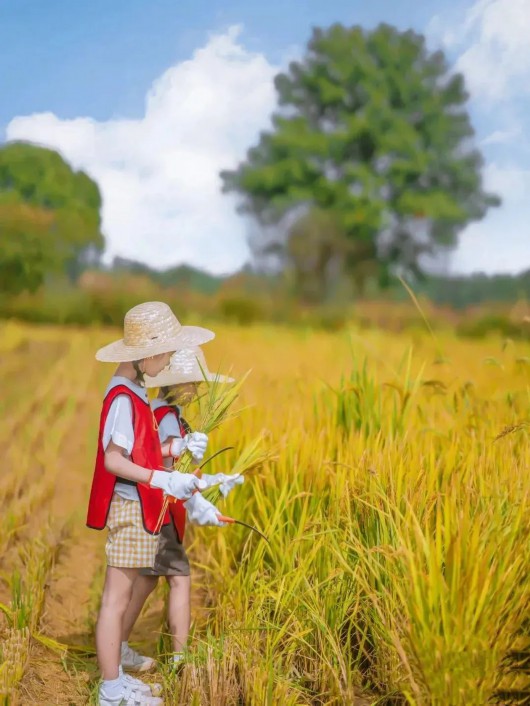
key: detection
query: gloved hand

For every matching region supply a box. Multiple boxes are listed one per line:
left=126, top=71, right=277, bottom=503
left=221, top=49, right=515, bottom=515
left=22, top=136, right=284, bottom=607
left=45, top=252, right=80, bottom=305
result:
left=200, top=473, right=244, bottom=498
left=169, top=432, right=208, bottom=463
left=185, top=432, right=208, bottom=462
left=150, top=470, right=206, bottom=499
left=184, top=493, right=226, bottom=527
left=219, top=473, right=244, bottom=497
left=168, top=437, right=187, bottom=458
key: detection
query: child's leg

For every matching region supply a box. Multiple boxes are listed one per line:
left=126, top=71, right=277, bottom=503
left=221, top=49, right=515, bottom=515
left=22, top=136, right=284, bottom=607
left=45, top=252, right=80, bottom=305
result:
left=166, top=574, right=191, bottom=654
left=122, top=575, right=159, bottom=642
left=96, top=566, right=138, bottom=680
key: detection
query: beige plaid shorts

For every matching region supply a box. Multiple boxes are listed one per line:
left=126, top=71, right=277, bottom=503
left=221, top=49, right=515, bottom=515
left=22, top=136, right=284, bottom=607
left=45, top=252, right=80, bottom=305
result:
left=106, top=494, right=160, bottom=569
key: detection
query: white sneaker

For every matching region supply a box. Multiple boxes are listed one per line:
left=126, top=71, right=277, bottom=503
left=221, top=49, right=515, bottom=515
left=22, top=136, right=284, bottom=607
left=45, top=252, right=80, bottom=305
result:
left=99, top=681, right=163, bottom=705
left=169, top=652, right=185, bottom=673
left=121, top=643, right=156, bottom=673
left=121, top=673, right=162, bottom=697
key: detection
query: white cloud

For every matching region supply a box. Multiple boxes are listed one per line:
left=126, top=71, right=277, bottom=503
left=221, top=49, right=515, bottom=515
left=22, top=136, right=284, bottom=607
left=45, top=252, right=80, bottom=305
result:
left=481, top=128, right=521, bottom=146
left=426, top=10, right=468, bottom=50
left=6, top=26, right=278, bottom=274
left=452, top=0, right=530, bottom=102
left=451, top=162, right=530, bottom=274
left=426, top=0, right=530, bottom=275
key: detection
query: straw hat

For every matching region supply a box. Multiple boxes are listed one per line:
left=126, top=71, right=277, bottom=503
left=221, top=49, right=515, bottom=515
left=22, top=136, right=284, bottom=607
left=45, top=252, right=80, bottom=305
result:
left=144, top=346, right=234, bottom=387
left=95, top=302, right=215, bottom=363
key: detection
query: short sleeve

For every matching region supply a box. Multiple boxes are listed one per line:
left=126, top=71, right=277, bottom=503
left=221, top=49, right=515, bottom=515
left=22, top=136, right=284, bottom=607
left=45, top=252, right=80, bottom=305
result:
left=158, top=411, right=183, bottom=444
left=102, top=395, right=135, bottom=455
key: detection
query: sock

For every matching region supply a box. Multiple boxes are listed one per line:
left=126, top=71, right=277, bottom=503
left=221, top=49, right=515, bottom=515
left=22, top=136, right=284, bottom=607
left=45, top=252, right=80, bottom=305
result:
left=101, top=676, right=123, bottom=699
left=173, top=652, right=184, bottom=663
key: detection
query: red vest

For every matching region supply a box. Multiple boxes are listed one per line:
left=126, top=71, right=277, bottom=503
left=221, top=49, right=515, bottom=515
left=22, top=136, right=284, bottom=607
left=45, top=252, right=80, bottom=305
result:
left=86, top=384, right=169, bottom=535
left=153, top=404, right=188, bottom=542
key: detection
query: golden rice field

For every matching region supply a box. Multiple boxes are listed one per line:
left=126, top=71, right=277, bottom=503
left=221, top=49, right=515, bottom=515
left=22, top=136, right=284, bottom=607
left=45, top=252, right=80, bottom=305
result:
left=1, top=319, right=529, bottom=706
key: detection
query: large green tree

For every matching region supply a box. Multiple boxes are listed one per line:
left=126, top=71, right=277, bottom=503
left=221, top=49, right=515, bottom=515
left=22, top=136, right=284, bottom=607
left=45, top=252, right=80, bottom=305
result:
left=221, top=23, right=499, bottom=298
left=0, top=141, right=104, bottom=294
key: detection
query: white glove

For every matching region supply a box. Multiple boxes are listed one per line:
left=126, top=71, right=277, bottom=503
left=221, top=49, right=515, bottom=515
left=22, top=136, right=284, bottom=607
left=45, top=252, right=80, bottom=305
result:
left=200, top=473, right=244, bottom=498
left=150, top=470, right=206, bottom=500
left=185, top=432, right=208, bottom=462
left=168, top=437, right=187, bottom=458
left=169, top=432, right=208, bottom=463
left=184, top=493, right=226, bottom=527
left=219, top=474, right=244, bottom=497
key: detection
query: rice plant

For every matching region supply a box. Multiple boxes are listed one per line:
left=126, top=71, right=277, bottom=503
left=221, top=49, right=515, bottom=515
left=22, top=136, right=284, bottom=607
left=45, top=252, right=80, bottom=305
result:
left=0, top=321, right=529, bottom=705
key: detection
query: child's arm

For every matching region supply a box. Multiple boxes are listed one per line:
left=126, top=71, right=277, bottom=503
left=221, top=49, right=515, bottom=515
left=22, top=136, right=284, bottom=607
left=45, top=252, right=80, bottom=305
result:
left=103, top=396, right=202, bottom=497
left=104, top=440, right=204, bottom=498
left=158, top=411, right=182, bottom=459
left=161, top=439, right=178, bottom=459
left=104, top=441, right=152, bottom=483
left=160, top=437, right=177, bottom=469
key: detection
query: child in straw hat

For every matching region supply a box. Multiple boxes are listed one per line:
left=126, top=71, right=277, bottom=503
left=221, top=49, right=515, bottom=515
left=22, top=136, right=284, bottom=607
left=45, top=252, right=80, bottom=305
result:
left=87, top=302, right=216, bottom=706
left=120, top=347, right=243, bottom=670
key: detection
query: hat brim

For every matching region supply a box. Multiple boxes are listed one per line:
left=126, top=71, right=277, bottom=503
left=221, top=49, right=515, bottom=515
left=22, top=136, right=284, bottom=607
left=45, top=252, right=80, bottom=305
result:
left=144, top=370, right=234, bottom=388
left=95, top=326, right=215, bottom=363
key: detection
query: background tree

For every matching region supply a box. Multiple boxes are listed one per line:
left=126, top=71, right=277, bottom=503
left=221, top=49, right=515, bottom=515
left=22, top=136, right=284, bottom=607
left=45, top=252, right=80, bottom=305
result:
left=221, top=23, right=500, bottom=298
left=267, top=208, right=350, bottom=301
left=0, top=141, right=104, bottom=295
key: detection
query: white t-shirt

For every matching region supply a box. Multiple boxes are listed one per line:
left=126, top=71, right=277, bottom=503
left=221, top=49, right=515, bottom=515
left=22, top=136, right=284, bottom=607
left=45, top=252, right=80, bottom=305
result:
left=151, top=398, right=183, bottom=443
left=102, top=376, right=148, bottom=502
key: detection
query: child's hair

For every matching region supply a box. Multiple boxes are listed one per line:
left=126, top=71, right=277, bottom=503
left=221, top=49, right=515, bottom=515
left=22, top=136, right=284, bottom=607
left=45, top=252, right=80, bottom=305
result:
left=180, top=415, right=192, bottom=435
left=160, top=385, right=173, bottom=402
left=160, top=384, right=199, bottom=401
left=160, top=385, right=193, bottom=433
left=133, top=360, right=145, bottom=386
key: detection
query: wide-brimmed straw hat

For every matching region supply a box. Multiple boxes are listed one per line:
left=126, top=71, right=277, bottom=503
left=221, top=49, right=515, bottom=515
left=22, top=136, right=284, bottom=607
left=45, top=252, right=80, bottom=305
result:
left=144, top=346, right=234, bottom=387
left=95, top=302, right=215, bottom=363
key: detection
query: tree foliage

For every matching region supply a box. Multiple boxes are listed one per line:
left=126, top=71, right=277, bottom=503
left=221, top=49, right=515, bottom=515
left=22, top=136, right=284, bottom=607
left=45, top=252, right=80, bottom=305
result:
left=0, top=141, right=104, bottom=294
left=221, top=23, right=500, bottom=297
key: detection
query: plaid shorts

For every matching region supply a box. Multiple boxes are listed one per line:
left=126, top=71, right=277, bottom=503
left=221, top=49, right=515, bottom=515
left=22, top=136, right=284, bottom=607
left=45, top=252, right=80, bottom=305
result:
left=106, top=494, right=160, bottom=569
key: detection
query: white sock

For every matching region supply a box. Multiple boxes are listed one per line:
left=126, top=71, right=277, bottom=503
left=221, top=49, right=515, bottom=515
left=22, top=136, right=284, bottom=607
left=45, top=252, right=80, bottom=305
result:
left=101, top=676, right=123, bottom=698
left=121, top=640, right=129, bottom=653
left=173, top=652, right=184, bottom=663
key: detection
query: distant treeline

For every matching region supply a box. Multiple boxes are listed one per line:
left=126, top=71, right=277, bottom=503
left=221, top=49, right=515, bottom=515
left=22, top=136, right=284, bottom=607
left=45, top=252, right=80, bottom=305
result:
left=111, top=257, right=530, bottom=309
left=412, top=270, right=530, bottom=308
left=111, top=258, right=225, bottom=294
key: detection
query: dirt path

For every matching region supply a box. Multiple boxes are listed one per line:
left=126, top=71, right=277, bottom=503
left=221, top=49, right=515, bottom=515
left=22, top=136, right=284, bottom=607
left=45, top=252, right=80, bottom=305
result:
left=18, top=373, right=106, bottom=706
left=19, top=527, right=104, bottom=705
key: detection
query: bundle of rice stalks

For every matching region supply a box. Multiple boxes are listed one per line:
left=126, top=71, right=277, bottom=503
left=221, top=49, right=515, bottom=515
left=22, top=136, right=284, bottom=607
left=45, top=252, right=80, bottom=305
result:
left=155, top=371, right=251, bottom=531
left=196, top=370, right=251, bottom=435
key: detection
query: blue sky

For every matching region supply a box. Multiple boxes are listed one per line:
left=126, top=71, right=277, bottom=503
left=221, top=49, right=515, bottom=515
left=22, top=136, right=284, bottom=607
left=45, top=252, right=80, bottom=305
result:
left=2, top=0, right=529, bottom=275
left=1, top=0, right=444, bottom=125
